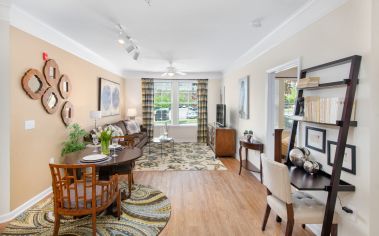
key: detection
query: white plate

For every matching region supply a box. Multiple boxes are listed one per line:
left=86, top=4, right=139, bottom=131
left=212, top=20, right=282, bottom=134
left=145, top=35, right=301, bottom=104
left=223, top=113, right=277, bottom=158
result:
left=109, top=144, right=122, bottom=149
left=82, top=154, right=107, bottom=162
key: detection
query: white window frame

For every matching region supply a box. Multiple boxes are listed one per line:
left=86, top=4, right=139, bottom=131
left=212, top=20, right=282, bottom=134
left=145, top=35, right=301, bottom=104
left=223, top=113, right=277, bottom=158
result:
left=154, top=80, right=198, bottom=126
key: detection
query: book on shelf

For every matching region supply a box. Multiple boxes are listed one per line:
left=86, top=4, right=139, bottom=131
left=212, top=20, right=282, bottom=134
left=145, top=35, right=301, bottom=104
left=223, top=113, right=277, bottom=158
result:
left=302, top=96, right=356, bottom=124
left=297, top=77, right=320, bottom=89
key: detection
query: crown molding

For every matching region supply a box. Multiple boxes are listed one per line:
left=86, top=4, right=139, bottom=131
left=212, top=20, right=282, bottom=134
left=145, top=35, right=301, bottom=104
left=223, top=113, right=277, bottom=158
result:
left=9, top=6, right=124, bottom=77
left=224, top=0, right=348, bottom=76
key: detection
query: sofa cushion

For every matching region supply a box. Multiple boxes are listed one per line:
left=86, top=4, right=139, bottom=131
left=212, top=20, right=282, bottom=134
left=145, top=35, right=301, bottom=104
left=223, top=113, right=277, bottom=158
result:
left=125, top=120, right=141, bottom=134
left=112, top=121, right=127, bottom=135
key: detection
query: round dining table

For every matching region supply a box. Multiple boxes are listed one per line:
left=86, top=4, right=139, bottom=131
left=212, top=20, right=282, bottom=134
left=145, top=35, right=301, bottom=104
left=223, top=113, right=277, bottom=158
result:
left=63, top=146, right=142, bottom=199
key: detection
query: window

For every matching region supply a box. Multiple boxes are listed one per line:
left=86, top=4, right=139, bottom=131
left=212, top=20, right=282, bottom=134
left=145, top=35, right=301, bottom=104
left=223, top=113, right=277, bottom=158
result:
left=153, top=80, right=198, bottom=125
left=178, top=82, right=198, bottom=124
left=154, top=81, right=172, bottom=125
left=284, top=80, right=297, bottom=130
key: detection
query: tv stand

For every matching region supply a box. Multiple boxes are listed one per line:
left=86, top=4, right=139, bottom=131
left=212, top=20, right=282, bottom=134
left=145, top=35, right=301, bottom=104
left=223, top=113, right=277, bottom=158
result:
left=207, top=123, right=236, bottom=158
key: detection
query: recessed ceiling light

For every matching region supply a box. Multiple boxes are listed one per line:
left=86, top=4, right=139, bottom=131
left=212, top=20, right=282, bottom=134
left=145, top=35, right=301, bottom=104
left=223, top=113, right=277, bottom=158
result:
left=251, top=18, right=262, bottom=28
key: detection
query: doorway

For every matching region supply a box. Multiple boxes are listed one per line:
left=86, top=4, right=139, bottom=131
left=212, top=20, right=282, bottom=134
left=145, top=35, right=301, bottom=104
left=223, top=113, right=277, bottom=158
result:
left=266, top=59, right=300, bottom=160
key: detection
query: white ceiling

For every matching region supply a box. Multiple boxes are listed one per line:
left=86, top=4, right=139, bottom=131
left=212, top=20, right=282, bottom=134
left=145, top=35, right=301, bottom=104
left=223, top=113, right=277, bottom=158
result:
left=12, top=0, right=309, bottom=74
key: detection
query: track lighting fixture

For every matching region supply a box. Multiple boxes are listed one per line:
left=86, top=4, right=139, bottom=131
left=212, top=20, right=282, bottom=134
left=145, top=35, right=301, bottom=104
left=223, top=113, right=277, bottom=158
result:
left=116, top=24, right=141, bottom=61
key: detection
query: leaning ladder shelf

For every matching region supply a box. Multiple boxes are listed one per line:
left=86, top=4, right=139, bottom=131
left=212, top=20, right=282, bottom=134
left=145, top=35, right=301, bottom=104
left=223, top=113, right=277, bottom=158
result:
left=285, top=55, right=361, bottom=236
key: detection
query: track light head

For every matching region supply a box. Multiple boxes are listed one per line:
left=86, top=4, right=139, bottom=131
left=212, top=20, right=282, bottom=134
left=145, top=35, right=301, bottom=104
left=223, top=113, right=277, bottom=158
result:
left=133, top=51, right=140, bottom=60
left=126, top=44, right=135, bottom=53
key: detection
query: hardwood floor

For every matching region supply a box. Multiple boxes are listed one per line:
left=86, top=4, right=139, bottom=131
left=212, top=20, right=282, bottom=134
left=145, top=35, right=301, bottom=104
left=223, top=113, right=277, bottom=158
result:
left=0, top=158, right=315, bottom=236
left=131, top=158, right=314, bottom=236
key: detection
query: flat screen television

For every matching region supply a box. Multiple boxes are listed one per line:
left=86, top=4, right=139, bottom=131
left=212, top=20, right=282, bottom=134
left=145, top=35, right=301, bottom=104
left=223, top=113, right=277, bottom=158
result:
left=216, top=104, right=226, bottom=127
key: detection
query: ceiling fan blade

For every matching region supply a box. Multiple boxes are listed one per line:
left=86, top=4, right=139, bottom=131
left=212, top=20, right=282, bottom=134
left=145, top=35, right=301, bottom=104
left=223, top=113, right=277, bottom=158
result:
left=161, top=72, right=168, bottom=77
left=177, top=71, right=187, bottom=76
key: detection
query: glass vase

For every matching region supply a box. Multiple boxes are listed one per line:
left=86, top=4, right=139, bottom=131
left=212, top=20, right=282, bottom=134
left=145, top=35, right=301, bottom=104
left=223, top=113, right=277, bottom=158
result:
left=101, top=139, right=110, bottom=155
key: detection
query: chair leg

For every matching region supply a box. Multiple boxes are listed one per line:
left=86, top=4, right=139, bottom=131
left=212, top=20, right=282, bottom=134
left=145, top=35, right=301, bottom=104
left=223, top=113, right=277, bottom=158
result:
left=261, top=204, right=271, bottom=231
left=276, top=215, right=282, bottom=223
left=92, top=213, right=97, bottom=236
left=53, top=212, right=60, bottom=236
left=285, top=219, right=294, bottom=236
left=117, top=191, right=121, bottom=220
left=331, top=224, right=338, bottom=236
left=302, top=224, right=306, bottom=229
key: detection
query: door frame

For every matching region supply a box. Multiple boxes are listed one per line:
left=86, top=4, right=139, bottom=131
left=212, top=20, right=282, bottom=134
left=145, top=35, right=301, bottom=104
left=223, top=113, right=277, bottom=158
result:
left=265, top=58, right=301, bottom=160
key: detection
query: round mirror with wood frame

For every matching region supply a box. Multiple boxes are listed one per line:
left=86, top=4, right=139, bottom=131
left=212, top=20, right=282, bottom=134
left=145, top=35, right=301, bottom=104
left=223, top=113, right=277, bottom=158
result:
left=43, top=59, right=60, bottom=86
left=58, top=74, right=72, bottom=99
left=61, top=101, right=74, bottom=126
left=21, top=69, right=48, bottom=100
left=42, top=87, right=61, bottom=114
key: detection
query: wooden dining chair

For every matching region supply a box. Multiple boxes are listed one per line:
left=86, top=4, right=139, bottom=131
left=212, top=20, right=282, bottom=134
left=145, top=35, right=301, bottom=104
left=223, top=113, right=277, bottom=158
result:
left=49, top=164, right=121, bottom=236
left=261, top=157, right=339, bottom=236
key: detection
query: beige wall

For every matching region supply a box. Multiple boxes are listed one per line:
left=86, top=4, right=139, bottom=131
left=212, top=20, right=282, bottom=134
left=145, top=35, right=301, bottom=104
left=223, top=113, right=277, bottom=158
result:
left=10, top=27, right=125, bottom=210
left=224, top=0, right=374, bottom=235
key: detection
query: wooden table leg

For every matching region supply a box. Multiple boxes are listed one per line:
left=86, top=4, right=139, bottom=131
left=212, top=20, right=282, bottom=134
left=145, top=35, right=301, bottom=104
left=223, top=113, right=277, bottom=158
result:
left=239, top=146, right=243, bottom=175
left=259, top=152, right=263, bottom=184
left=128, top=171, right=132, bottom=198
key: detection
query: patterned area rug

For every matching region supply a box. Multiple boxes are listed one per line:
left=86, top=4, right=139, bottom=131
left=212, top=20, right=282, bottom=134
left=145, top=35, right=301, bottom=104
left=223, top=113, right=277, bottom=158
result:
left=134, top=142, right=227, bottom=171
left=2, top=183, right=171, bottom=236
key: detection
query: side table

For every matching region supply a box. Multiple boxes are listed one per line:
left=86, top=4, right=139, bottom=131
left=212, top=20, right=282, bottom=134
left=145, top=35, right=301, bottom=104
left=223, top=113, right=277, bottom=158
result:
left=239, top=138, right=264, bottom=183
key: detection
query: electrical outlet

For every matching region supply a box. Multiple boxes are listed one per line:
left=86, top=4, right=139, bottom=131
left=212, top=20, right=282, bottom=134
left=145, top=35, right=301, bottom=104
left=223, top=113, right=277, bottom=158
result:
left=49, top=157, right=55, bottom=164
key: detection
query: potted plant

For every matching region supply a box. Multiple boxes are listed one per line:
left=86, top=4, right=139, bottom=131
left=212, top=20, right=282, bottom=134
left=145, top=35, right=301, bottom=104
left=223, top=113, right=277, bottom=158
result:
left=97, top=127, right=113, bottom=155
left=61, top=123, right=88, bottom=156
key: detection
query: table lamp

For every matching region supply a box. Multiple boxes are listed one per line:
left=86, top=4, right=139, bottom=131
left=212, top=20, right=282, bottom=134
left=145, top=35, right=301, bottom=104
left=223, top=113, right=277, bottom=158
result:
left=90, top=111, right=102, bottom=128
left=127, top=108, right=137, bottom=120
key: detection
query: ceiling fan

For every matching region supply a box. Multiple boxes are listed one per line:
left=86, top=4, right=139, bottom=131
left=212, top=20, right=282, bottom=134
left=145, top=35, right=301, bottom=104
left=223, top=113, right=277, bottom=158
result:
left=161, top=63, right=187, bottom=77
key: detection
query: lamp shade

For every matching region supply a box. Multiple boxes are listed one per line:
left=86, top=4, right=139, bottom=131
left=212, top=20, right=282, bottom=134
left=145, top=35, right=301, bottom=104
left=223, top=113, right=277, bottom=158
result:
left=90, top=111, right=102, bottom=120
left=127, top=108, right=137, bottom=117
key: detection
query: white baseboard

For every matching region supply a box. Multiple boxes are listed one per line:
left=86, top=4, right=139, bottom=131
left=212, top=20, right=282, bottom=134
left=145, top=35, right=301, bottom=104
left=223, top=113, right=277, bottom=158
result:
left=0, top=187, right=52, bottom=223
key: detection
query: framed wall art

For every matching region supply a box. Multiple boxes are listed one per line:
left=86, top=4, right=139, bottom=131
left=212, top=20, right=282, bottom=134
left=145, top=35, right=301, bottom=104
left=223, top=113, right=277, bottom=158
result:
left=305, top=126, right=326, bottom=153
left=238, top=76, right=249, bottom=119
left=99, top=78, right=120, bottom=117
left=327, top=140, right=356, bottom=175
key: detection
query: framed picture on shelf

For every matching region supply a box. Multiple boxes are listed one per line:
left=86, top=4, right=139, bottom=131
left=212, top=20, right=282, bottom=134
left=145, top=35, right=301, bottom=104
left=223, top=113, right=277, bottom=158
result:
left=238, top=76, right=249, bottom=119
left=305, top=126, right=326, bottom=153
left=327, top=141, right=356, bottom=175
left=98, top=77, right=120, bottom=117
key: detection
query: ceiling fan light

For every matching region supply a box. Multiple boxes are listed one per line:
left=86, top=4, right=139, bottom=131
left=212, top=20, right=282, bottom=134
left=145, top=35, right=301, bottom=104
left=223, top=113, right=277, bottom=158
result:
left=133, top=51, right=140, bottom=60
left=167, top=72, right=175, bottom=77
left=126, top=45, right=135, bottom=53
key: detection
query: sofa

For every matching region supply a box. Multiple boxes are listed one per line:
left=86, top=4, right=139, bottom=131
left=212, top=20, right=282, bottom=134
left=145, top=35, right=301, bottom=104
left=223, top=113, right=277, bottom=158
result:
left=88, top=120, right=148, bottom=149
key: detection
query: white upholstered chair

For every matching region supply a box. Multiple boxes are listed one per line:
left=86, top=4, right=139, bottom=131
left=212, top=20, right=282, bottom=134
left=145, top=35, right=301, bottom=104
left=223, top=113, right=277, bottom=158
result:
left=261, top=156, right=339, bottom=236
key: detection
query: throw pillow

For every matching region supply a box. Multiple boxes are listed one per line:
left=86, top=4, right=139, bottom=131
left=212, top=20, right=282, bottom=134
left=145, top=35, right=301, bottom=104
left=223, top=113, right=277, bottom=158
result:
left=126, top=120, right=141, bottom=134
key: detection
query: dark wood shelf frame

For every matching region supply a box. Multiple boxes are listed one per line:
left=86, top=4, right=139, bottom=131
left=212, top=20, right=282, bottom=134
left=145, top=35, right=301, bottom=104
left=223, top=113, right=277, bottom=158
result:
left=298, top=78, right=359, bottom=90
left=285, top=55, right=361, bottom=236
left=288, top=116, right=358, bottom=127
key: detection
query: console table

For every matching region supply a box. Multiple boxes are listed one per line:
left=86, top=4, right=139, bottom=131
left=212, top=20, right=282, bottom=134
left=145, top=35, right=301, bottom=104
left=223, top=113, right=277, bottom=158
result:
left=239, top=138, right=264, bottom=183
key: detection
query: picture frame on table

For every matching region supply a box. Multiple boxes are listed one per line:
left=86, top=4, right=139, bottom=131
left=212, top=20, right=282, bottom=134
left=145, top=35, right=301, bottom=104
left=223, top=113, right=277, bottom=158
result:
left=327, top=140, right=356, bottom=175
left=305, top=126, right=326, bottom=153
left=98, top=77, right=120, bottom=117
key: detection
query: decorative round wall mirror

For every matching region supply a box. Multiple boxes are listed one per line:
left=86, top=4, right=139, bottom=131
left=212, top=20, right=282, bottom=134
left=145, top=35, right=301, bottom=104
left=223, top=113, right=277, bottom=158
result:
left=21, top=69, right=48, bottom=99
left=43, top=59, right=60, bottom=86
left=42, top=87, right=61, bottom=114
left=58, top=74, right=72, bottom=99
left=61, top=101, right=74, bottom=126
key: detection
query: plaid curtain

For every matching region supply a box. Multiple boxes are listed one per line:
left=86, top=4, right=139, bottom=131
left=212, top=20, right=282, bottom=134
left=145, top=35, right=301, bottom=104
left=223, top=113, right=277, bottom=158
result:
left=197, top=79, right=208, bottom=143
left=141, top=78, right=154, bottom=139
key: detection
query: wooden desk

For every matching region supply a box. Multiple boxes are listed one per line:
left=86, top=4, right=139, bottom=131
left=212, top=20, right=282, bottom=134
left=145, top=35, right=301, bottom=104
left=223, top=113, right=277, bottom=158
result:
left=287, top=165, right=355, bottom=192
left=239, top=138, right=264, bottom=183
left=63, top=147, right=142, bottom=198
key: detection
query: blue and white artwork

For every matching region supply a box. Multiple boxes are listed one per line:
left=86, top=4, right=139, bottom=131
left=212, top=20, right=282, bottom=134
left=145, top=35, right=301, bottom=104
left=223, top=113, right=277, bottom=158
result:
left=99, top=78, right=120, bottom=116
left=239, top=76, right=249, bottom=119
